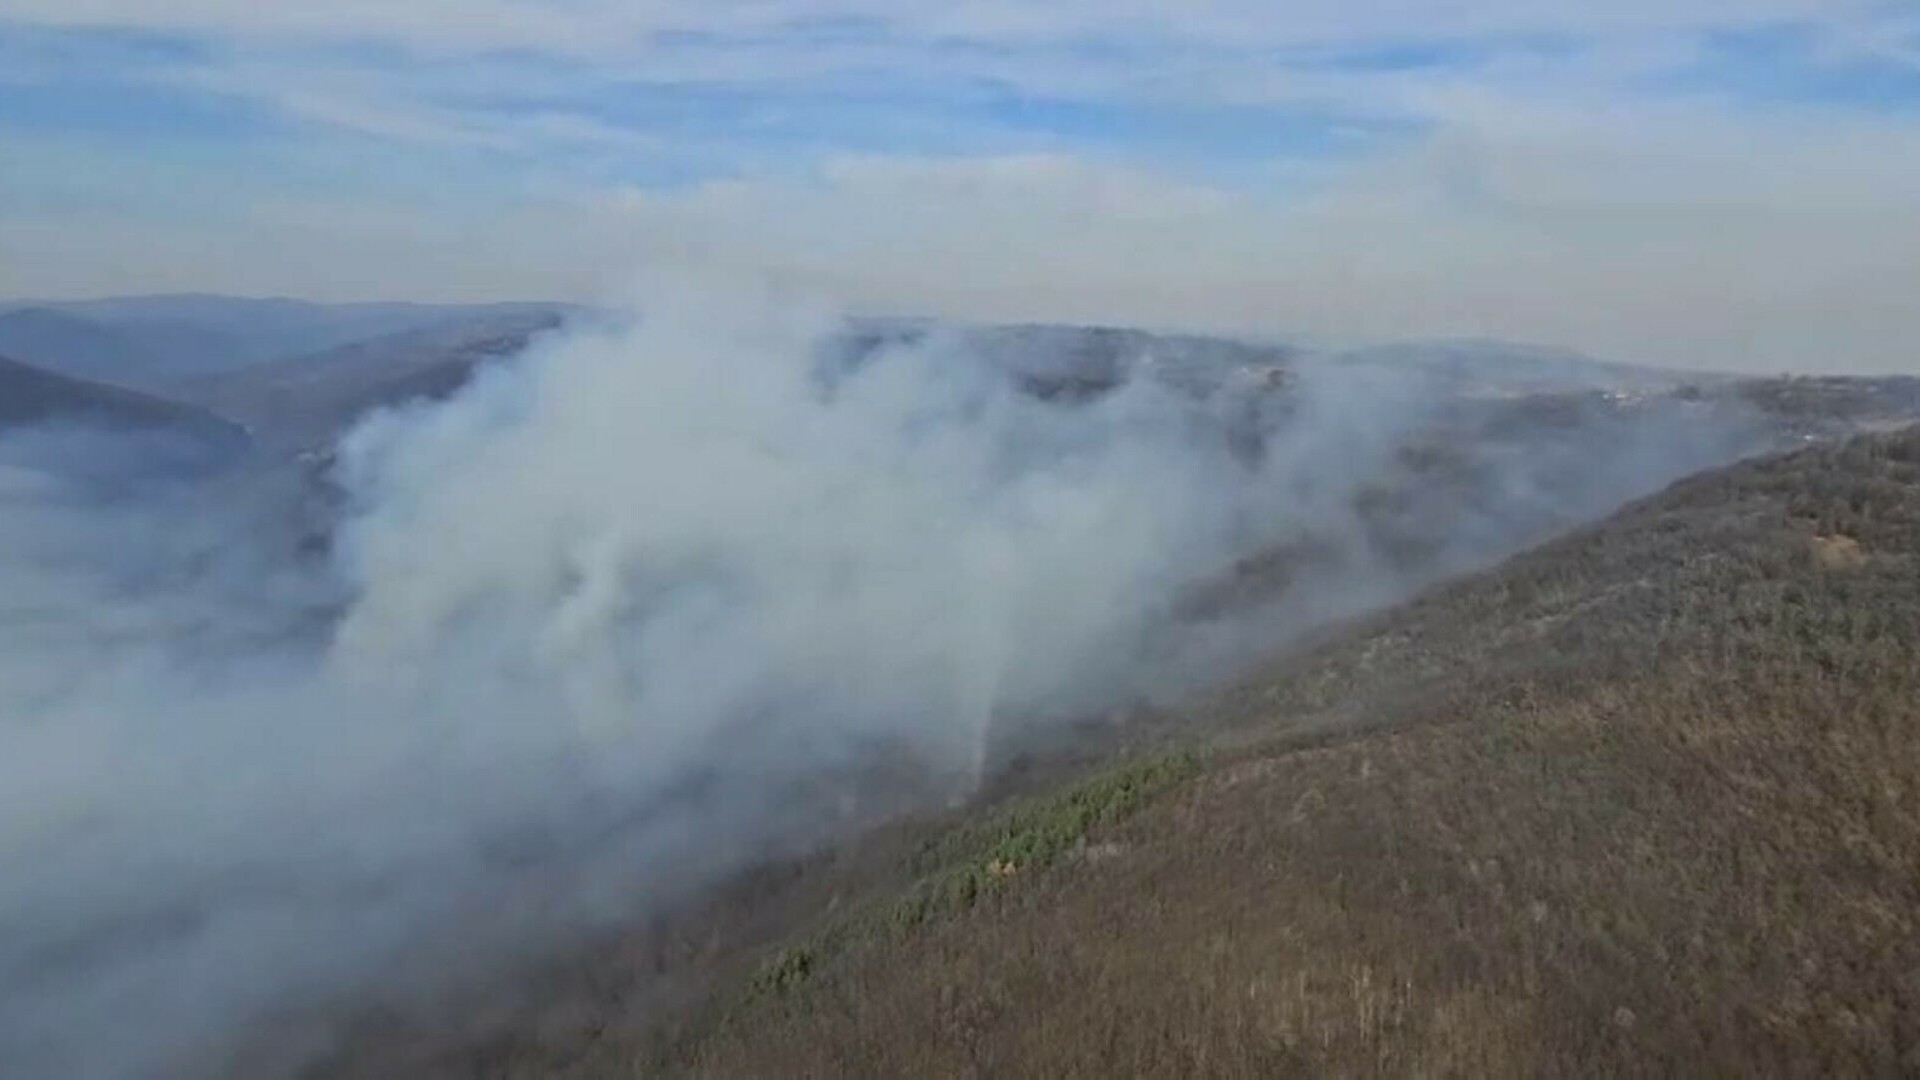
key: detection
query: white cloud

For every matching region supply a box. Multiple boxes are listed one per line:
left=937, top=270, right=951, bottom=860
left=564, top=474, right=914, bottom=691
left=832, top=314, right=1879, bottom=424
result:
left=4, top=2, right=1918, bottom=374
left=0, top=0, right=1885, bottom=57
left=11, top=96, right=1917, bottom=375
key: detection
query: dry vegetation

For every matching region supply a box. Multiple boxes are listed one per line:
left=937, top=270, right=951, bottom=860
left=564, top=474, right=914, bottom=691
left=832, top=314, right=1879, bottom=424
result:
left=669, top=427, right=1920, bottom=1077
left=313, top=426, right=1920, bottom=1078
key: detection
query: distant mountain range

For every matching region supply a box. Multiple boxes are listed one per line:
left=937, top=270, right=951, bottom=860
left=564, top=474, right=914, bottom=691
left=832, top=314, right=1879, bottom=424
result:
left=0, top=295, right=575, bottom=388
left=1325, top=338, right=1709, bottom=395
left=0, top=296, right=577, bottom=455
left=834, top=319, right=1698, bottom=402
left=0, top=352, right=247, bottom=444
left=171, top=309, right=568, bottom=451
left=1, top=295, right=1914, bottom=466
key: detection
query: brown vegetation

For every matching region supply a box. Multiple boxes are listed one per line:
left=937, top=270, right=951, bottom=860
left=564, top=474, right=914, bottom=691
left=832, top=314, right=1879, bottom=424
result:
left=312, top=427, right=1920, bottom=1077
left=674, top=427, right=1920, bottom=1077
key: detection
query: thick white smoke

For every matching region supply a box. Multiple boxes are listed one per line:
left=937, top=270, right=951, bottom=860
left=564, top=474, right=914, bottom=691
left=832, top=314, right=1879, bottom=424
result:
left=0, top=282, right=1286, bottom=1077
left=326, top=284, right=1251, bottom=779
left=0, top=280, right=1770, bottom=1077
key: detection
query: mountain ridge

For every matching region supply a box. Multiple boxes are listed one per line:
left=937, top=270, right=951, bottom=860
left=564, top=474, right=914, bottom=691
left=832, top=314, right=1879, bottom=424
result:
left=298, top=424, right=1920, bottom=1078
left=0, top=351, right=249, bottom=444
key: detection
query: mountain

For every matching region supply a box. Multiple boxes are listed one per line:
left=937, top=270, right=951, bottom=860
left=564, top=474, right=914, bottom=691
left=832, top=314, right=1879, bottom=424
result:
left=1329, top=338, right=1702, bottom=396
left=0, top=352, right=248, bottom=445
left=0, top=296, right=575, bottom=385
left=52, top=295, right=572, bottom=367
left=307, top=425, right=1920, bottom=1077
left=678, top=426, right=1920, bottom=1077
left=1729, top=374, right=1920, bottom=438
left=831, top=323, right=1703, bottom=406
left=171, top=309, right=567, bottom=451
left=0, top=307, right=185, bottom=386
left=829, top=318, right=1296, bottom=401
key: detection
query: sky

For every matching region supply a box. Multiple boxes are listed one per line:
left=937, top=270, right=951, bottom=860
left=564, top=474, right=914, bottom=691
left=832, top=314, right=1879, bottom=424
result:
left=2, top=2, right=1918, bottom=372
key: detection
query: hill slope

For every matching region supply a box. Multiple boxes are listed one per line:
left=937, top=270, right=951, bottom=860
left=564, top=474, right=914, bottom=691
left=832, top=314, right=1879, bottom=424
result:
left=304, top=428, right=1920, bottom=1077
left=2, top=296, right=574, bottom=381
left=0, top=307, right=186, bottom=386
left=680, top=426, right=1920, bottom=1077
left=173, top=310, right=564, bottom=451
left=0, top=353, right=248, bottom=444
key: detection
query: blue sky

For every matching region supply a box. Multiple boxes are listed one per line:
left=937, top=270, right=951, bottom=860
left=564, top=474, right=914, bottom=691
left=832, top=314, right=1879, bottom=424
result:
left=1, top=2, right=1918, bottom=371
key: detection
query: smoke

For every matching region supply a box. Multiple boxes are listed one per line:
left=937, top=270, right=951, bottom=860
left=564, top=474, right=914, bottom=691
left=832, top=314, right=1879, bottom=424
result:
left=0, top=279, right=1771, bottom=1076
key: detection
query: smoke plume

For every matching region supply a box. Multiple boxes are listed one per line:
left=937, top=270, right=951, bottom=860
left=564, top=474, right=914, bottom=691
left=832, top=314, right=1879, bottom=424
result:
left=0, top=279, right=1768, bottom=1076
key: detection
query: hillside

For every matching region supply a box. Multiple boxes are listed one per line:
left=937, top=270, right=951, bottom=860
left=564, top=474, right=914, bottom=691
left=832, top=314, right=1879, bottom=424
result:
left=0, top=352, right=248, bottom=444
left=1, top=296, right=574, bottom=382
left=0, top=307, right=193, bottom=387
left=307, top=425, right=1920, bottom=1077
left=173, top=309, right=566, bottom=450
left=697, top=426, right=1920, bottom=1077
left=1329, top=338, right=1696, bottom=396
left=828, top=322, right=1688, bottom=403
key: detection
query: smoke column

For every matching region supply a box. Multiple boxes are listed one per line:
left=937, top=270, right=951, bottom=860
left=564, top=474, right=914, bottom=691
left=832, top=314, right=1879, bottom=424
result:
left=0, top=279, right=1767, bottom=1076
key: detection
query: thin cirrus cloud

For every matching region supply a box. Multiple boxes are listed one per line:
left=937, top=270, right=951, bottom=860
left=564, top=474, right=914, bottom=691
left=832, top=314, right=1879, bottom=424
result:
left=0, top=1, right=1917, bottom=372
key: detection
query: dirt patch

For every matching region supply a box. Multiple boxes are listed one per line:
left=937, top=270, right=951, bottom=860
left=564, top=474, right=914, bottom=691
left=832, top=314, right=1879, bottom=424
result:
left=1811, top=533, right=1869, bottom=570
